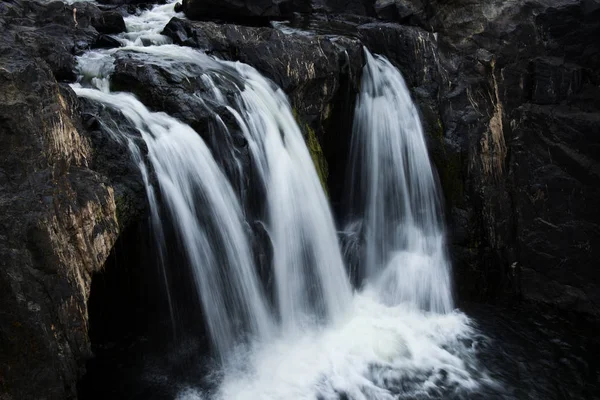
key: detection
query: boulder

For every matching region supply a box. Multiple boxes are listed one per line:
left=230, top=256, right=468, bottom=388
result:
left=374, top=0, right=425, bottom=23
left=91, top=10, right=126, bottom=34
left=93, top=33, right=123, bottom=49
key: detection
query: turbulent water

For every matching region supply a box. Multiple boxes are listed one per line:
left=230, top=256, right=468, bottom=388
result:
left=73, top=1, right=492, bottom=399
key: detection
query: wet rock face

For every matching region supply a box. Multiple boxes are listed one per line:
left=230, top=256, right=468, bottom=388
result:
left=176, top=0, right=600, bottom=316
left=452, top=1, right=598, bottom=316
left=181, top=0, right=312, bottom=24
left=366, top=0, right=600, bottom=315
left=180, top=0, right=376, bottom=22
left=0, top=57, right=118, bottom=400
left=0, top=0, right=126, bottom=80
left=0, top=1, right=139, bottom=399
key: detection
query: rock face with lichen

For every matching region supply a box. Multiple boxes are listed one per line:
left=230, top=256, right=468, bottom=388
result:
left=0, top=1, right=145, bottom=399
left=397, top=0, right=600, bottom=315
left=0, top=47, right=118, bottom=400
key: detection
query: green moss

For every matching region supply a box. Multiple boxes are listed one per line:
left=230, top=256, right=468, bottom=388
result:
left=114, top=194, right=130, bottom=231
left=291, top=108, right=329, bottom=195
left=436, top=117, right=444, bottom=139
left=306, top=123, right=329, bottom=196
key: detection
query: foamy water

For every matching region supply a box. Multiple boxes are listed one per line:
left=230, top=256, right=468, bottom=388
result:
left=174, top=292, right=487, bottom=400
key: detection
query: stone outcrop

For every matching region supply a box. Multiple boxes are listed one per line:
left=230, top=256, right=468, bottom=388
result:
left=0, top=1, right=143, bottom=399
left=181, top=0, right=311, bottom=24
left=0, top=52, right=117, bottom=400
left=418, top=0, right=600, bottom=316
left=179, top=0, right=376, bottom=23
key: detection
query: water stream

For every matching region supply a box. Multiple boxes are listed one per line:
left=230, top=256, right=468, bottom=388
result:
left=345, top=49, right=453, bottom=313
left=73, top=1, right=493, bottom=398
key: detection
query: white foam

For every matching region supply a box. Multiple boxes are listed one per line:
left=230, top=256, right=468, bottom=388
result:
left=216, top=294, right=481, bottom=400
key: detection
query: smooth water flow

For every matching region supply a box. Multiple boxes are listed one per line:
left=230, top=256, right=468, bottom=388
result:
left=74, top=87, right=274, bottom=358
left=72, top=2, right=488, bottom=398
left=346, top=49, right=453, bottom=313
left=75, top=4, right=276, bottom=358
left=226, top=63, right=352, bottom=329
left=74, top=0, right=351, bottom=353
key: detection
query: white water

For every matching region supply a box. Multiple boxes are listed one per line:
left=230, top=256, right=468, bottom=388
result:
left=346, top=49, right=453, bottom=313
left=75, top=0, right=351, bottom=349
left=71, top=1, right=488, bottom=398
left=225, top=64, right=352, bottom=329
left=74, top=86, right=274, bottom=358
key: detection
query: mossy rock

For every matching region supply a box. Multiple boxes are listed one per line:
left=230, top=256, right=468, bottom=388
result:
left=291, top=108, right=330, bottom=196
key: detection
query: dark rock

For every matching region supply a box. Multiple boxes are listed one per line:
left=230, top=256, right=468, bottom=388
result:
left=96, top=0, right=154, bottom=6
left=0, top=51, right=119, bottom=400
left=530, top=57, right=584, bottom=105
left=181, top=0, right=312, bottom=24
left=91, top=10, right=126, bottom=34
left=174, top=2, right=183, bottom=13
left=510, top=104, right=600, bottom=315
left=161, top=16, right=208, bottom=47
left=180, top=0, right=377, bottom=23
left=312, top=0, right=376, bottom=16
left=374, top=0, right=426, bottom=25
left=93, top=33, right=122, bottom=49
left=0, top=2, right=147, bottom=398
left=0, top=0, right=105, bottom=81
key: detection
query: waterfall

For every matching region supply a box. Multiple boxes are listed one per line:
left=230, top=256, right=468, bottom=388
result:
left=73, top=2, right=485, bottom=398
left=346, top=49, right=453, bottom=313
left=74, top=87, right=275, bottom=359
left=73, top=0, right=352, bottom=357
left=225, top=63, right=352, bottom=329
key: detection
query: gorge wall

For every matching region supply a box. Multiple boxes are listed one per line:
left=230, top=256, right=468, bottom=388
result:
left=0, top=0, right=598, bottom=399
left=0, top=2, right=145, bottom=398
left=175, top=0, right=600, bottom=317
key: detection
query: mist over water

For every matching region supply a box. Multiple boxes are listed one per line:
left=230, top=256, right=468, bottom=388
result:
left=73, top=1, right=490, bottom=398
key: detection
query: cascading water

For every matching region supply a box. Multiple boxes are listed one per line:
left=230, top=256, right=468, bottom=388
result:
left=74, top=87, right=275, bottom=359
left=74, top=2, right=490, bottom=399
left=225, top=63, right=352, bottom=329
left=74, top=0, right=351, bottom=356
left=345, top=49, right=453, bottom=313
